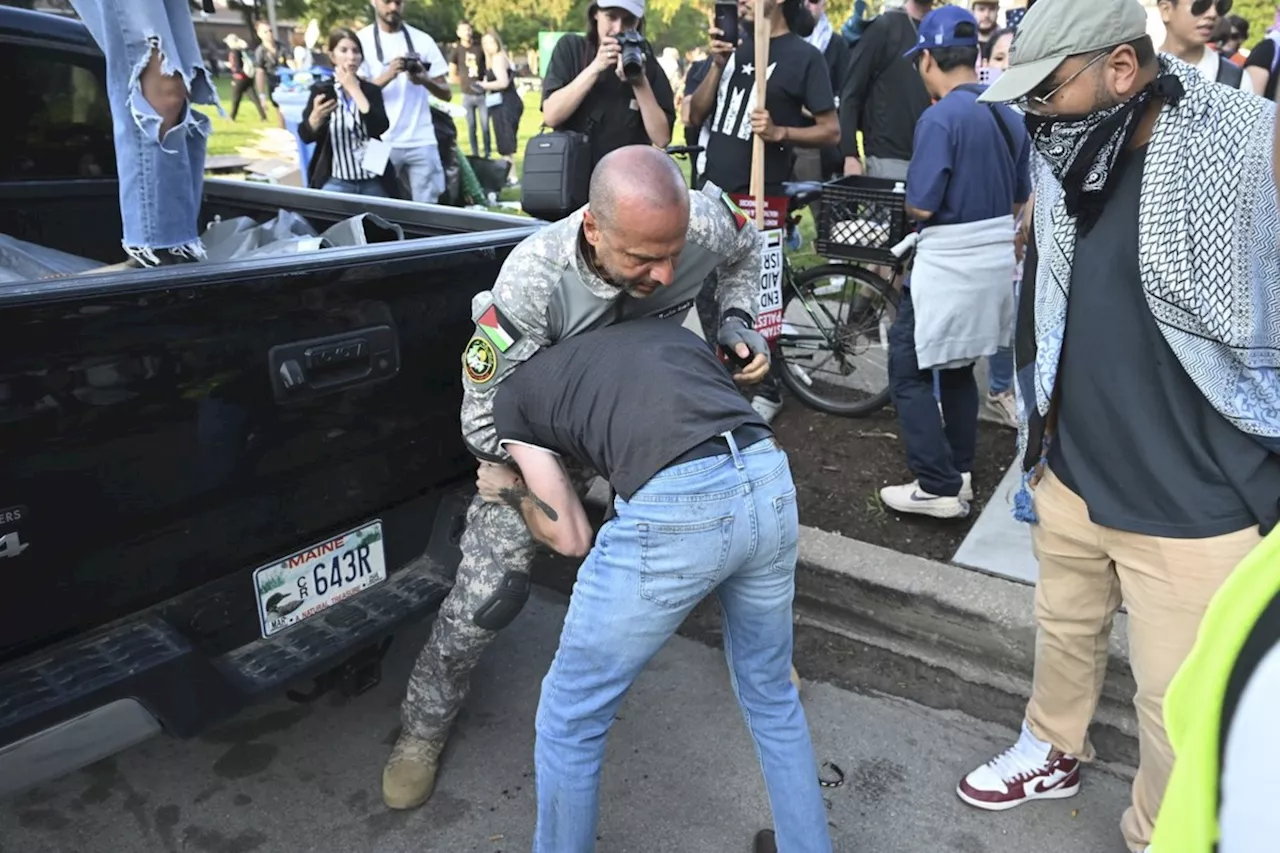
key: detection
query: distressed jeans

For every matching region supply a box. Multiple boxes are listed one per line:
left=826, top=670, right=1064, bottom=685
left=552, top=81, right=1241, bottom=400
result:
left=69, top=0, right=218, bottom=263
left=533, top=437, right=832, bottom=853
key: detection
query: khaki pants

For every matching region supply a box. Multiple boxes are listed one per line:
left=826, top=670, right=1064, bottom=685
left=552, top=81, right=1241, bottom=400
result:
left=1026, top=470, right=1260, bottom=851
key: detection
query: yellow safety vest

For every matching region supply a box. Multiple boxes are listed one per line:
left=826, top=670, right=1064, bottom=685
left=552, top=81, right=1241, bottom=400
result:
left=1151, top=528, right=1280, bottom=853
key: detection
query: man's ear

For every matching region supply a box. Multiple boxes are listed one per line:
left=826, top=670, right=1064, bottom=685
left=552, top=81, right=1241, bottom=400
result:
left=583, top=209, right=602, bottom=248
left=1109, top=44, right=1142, bottom=98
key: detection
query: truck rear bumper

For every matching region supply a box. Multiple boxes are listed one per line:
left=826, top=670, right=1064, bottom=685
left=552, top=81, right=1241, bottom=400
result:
left=0, top=555, right=453, bottom=799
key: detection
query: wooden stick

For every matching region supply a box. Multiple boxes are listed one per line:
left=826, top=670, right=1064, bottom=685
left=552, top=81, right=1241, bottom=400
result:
left=750, top=0, right=769, bottom=229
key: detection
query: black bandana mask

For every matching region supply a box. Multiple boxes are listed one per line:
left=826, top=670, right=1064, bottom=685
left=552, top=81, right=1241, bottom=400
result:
left=1024, top=63, right=1184, bottom=234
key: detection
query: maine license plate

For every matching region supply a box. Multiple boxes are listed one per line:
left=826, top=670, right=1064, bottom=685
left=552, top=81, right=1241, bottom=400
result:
left=252, top=521, right=387, bottom=638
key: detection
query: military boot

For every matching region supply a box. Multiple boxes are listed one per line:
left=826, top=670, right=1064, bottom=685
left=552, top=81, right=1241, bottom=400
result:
left=382, top=732, right=446, bottom=810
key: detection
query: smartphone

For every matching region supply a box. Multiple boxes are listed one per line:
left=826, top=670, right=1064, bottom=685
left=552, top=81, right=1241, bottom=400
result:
left=714, top=0, right=739, bottom=46
left=311, top=78, right=336, bottom=100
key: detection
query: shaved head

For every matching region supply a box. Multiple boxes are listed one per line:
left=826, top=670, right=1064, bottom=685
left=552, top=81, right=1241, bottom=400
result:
left=589, top=146, right=690, bottom=228
left=582, top=146, right=691, bottom=298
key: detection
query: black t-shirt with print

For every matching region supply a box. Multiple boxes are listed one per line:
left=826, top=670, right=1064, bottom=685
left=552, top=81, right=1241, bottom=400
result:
left=451, top=42, right=486, bottom=92
left=542, top=34, right=676, bottom=172
left=703, top=32, right=835, bottom=194
left=1244, top=37, right=1279, bottom=100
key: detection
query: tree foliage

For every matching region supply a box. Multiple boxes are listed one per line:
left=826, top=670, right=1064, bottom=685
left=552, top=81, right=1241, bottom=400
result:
left=1233, top=0, right=1278, bottom=50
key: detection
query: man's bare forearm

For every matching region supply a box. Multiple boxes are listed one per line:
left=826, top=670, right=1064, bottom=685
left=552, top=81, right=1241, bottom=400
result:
left=425, top=76, right=452, bottom=101
left=687, top=63, right=724, bottom=128
left=782, top=122, right=838, bottom=149
left=498, top=483, right=568, bottom=552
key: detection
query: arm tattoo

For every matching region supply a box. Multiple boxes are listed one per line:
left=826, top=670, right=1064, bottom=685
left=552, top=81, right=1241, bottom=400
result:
left=498, top=484, right=560, bottom=522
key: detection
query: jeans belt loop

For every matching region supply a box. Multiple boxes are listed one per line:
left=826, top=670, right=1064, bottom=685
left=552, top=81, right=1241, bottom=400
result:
left=723, top=429, right=745, bottom=470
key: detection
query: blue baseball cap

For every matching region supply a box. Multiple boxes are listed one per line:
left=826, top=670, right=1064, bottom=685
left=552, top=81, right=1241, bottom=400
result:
left=903, top=5, right=980, bottom=59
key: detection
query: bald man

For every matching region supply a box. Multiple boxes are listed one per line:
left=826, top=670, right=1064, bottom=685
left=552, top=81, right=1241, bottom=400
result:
left=383, top=145, right=767, bottom=810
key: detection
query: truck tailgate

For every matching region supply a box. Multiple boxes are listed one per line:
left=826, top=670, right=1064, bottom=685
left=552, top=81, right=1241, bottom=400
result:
left=0, top=228, right=529, bottom=664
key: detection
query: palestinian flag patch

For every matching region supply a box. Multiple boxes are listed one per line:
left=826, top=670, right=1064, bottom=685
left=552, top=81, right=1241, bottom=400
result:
left=476, top=303, right=522, bottom=353
left=721, top=192, right=749, bottom=232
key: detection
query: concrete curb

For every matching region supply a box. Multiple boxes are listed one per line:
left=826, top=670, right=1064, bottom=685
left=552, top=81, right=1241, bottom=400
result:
left=792, top=524, right=1139, bottom=769
left=575, top=486, right=1140, bottom=768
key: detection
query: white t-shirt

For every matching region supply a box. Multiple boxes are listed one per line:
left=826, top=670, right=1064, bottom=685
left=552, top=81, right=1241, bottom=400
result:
left=1197, top=49, right=1257, bottom=95
left=357, top=24, right=448, bottom=149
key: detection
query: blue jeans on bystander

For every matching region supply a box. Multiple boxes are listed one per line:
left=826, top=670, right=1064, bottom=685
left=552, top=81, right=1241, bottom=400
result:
left=321, top=177, right=389, bottom=198
left=533, top=436, right=832, bottom=853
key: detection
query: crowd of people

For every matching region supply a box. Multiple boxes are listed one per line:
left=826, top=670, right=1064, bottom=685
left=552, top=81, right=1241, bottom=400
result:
left=50, top=0, right=1280, bottom=850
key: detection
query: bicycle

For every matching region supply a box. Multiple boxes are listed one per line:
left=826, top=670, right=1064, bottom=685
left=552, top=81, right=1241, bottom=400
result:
left=663, top=146, right=913, bottom=418
left=773, top=176, right=914, bottom=417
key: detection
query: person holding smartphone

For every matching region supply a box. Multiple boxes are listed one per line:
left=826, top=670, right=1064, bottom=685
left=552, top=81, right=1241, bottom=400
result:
left=298, top=29, right=396, bottom=198
left=686, top=0, right=839, bottom=425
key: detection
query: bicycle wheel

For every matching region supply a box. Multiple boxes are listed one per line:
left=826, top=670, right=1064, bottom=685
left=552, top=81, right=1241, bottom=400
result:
left=774, top=263, right=899, bottom=417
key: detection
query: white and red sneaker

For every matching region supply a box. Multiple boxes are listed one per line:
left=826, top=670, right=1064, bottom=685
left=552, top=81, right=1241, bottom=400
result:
left=957, top=723, right=1081, bottom=811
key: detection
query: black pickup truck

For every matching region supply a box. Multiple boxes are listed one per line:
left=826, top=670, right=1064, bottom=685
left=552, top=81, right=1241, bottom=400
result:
left=0, top=8, right=539, bottom=796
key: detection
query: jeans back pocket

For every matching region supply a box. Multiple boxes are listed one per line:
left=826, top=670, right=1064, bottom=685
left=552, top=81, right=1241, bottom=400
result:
left=770, top=490, right=800, bottom=575
left=638, top=515, right=734, bottom=609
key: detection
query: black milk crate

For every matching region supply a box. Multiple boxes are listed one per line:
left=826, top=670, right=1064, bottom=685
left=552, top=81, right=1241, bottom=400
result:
left=814, top=175, right=910, bottom=265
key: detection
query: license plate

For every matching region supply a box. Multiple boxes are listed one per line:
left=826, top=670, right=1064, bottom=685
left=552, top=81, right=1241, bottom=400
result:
left=252, top=521, right=387, bottom=638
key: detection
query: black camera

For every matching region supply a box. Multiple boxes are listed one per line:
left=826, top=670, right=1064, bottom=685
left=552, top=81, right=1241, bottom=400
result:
left=402, top=52, right=425, bottom=74
left=616, top=29, right=647, bottom=81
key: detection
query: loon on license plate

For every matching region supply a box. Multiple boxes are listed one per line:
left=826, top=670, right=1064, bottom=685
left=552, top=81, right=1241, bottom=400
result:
left=252, top=521, right=387, bottom=638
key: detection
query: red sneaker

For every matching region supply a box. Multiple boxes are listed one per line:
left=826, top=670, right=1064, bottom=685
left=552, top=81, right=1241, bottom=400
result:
left=957, top=723, right=1081, bottom=811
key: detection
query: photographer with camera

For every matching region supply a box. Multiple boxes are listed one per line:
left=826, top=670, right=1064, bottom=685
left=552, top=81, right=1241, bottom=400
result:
left=541, top=0, right=676, bottom=172
left=357, top=0, right=452, bottom=203
left=299, top=28, right=397, bottom=198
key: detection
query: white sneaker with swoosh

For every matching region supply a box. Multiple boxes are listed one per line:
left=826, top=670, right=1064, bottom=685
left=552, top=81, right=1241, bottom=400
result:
left=880, top=481, right=970, bottom=519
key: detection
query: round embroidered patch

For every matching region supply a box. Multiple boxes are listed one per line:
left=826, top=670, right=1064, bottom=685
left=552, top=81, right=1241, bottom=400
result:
left=464, top=336, right=497, bottom=384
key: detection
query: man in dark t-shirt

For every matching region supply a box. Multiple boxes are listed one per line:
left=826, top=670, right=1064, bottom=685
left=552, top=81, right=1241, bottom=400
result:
left=541, top=0, right=676, bottom=172
left=686, top=0, right=839, bottom=425
left=964, top=2, right=1280, bottom=847
left=450, top=21, right=490, bottom=158
left=689, top=0, right=839, bottom=194
left=477, top=320, right=830, bottom=852
left=841, top=0, right=934, bottom=178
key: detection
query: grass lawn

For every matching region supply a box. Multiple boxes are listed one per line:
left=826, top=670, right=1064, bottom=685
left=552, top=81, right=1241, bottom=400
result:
left=196, top=77, right=280, bottom=158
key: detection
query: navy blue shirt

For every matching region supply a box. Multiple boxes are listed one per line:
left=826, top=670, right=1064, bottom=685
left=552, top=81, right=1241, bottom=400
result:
left=906, top=83, right=1031, bottom=227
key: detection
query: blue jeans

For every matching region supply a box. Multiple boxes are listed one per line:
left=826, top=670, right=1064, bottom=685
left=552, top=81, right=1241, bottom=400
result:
left=533, top=437, right=832, bottom=853
left=69, top=0, right=218, bottom=263
left=889, top=287, right=977, bottom=497
left=988, top=346, right=1014, bottom=395
left=462, top=92, right=491, bottom=158
left=320, top=177, right=388, bottom=198
left=389, top=144, right=445, bottom=203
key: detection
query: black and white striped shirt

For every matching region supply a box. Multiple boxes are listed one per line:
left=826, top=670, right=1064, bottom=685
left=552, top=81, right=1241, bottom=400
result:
left=329, top=90, right=378, bottom=182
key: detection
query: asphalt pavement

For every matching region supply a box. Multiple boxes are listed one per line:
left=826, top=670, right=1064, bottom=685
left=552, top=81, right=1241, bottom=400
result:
left=0, top=588, right=1132, bottom=853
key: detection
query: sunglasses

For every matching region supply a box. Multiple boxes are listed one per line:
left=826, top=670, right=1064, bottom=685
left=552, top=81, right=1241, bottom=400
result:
left=1014, top=49, right=1109, bottom=114
left=1189, top=0, right=1232, bottom=15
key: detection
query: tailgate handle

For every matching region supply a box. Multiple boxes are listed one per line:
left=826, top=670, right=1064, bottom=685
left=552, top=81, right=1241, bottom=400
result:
left=268, top=325, right=399, bottom=402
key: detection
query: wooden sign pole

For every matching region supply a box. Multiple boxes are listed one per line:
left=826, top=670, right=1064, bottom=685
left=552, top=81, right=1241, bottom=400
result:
left=750, top=0, right=769, bottom=229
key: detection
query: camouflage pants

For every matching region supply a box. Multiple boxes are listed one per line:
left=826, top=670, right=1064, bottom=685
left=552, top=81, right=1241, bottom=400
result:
left=401, top=470, right=595, bottom=742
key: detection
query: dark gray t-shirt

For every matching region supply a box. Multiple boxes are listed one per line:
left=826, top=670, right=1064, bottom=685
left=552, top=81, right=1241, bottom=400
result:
left=493, top=319, right=768, bottom=501
left=1048, top=147, right=1280, bottom=538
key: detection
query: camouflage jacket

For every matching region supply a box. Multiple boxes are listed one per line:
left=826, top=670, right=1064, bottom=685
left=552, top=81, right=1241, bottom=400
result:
left=460, top=181, right=762, bottom=460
